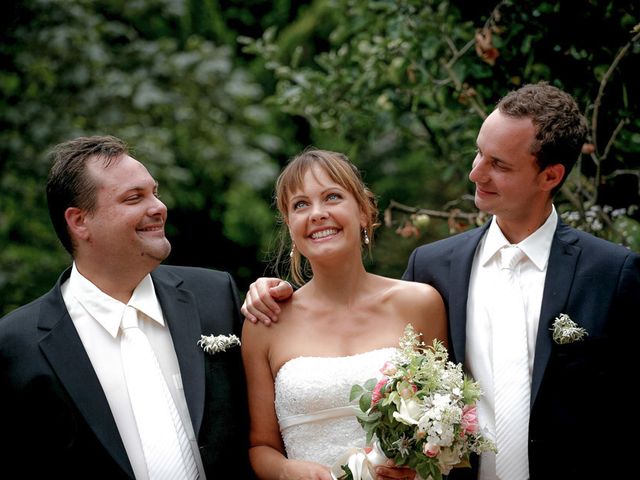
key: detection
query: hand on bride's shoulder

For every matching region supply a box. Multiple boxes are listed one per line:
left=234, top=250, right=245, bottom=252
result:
left=279, top=459, right=333, bottom=480
left=242, top=277, right=294, bottom=326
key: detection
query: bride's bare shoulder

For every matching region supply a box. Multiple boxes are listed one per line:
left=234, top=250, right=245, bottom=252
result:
left=373, top=276, right=447, bottom=344
left=376, top=276, right=442, bottom=303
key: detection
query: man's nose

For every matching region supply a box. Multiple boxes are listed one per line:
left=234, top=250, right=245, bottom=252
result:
left=469, top=155, right=487, bottom=183
left=148, top=195, right=167, bottom=217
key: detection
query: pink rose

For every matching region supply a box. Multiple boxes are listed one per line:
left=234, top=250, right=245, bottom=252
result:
left=461, top=404, right=479, bottom=434
left=371, top=378, right=388, bottom=406
left=398, top=381, right=418, bottom=399
left=379, top=361, right=397, bottom=376
left=423, top=442, right=440, bottom=458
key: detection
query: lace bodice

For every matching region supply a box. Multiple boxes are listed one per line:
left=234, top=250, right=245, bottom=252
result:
left=274, top=348, right=396, bottom=467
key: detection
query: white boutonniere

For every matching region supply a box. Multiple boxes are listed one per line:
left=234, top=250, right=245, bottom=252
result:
left=550, top=314, right=588, bottom=344
left=197, top=334, right=241, bottom=354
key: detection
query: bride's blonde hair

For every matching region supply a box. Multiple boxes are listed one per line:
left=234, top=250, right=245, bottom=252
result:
left=273, top=148, right=379, bottom=285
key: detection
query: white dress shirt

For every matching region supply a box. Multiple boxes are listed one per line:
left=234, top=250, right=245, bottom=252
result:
left=466, top=208, right=557, bottom=479
left=61, top=264, right=205, bottom=479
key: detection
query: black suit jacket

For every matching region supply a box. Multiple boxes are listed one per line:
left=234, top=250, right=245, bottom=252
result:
left=0, top=265, right=253, bottom=478
left=404, top=220, right=639, bottom=479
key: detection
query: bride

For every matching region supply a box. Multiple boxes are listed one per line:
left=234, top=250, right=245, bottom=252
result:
left=241, top=149, right=447, bottom=479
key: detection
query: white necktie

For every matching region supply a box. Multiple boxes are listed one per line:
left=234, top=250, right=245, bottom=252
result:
left=492, top=246, right=530, bottom=480
left=120, top=306, right=198, bottom=480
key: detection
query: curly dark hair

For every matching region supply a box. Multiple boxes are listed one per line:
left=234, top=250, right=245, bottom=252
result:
left=497, top=82, right=588, bottom=194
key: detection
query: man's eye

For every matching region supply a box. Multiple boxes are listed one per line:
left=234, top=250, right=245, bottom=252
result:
left=492, top=161, right=509, bottom=171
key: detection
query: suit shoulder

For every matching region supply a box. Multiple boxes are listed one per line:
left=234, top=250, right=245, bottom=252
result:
left=412, top=227, right=483, bottom=256
left=0, top=294, right=47, bottom=337
left=569, top=228, right=638, bottom=260
left=155, top=264, right=235, bottom=285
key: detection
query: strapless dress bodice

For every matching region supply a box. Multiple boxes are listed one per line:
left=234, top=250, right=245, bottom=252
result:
left=274, top=348, right=396, bottom=467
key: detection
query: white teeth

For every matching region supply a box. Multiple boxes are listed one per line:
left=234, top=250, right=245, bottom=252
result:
left=311, top=229, right=337, bottom=239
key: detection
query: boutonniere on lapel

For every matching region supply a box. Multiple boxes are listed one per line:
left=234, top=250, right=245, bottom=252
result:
left=198, top=334, right=241, bottom=354
left=550, top=314, right=588, bottom=345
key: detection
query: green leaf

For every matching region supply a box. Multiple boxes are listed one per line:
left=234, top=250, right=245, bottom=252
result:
left=359, top=392, right=372, bottom=412
left=349, top=384, right=365, bottom=401
left=363, top=377, right=378, bottom=391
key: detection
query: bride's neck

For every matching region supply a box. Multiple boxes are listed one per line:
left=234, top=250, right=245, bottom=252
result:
left=307, top=261, right=369, bottom=307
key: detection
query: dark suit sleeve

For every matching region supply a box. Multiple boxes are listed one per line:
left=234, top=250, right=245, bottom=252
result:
left=402, top=248, right=418, bottom=281
left=616, top=251, right=640, bottom=315
left=611, top=251, right=640, bottom=388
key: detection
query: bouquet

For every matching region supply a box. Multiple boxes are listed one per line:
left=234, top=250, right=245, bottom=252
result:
left=339, top=324, right=495, bottom=480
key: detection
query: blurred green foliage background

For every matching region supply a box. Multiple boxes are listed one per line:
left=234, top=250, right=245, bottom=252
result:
left=1, top=0, right=639, bottom=315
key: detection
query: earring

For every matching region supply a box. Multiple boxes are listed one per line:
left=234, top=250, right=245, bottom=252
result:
left=363, top=229, right=370, bottom=245
left=290, top=243, right=295, bottom=258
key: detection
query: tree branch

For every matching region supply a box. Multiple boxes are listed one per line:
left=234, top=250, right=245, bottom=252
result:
left=387, top=199, right=479, bottom=221
left=600, top=118, right=629, bottom=163
left=590, top=29, right=640, bottom=153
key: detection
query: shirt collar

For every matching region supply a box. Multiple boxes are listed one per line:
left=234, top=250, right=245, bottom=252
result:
left=479, top=206, right=558, bottom=270
left=128, top=275, right=165, bottom=327
left=518, top=206, right=557, bottom=270
left=67, top=263, right=165, bottom=338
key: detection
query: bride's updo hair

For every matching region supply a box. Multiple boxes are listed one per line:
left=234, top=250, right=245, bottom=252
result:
left=273, top=148, right=379, bottom=285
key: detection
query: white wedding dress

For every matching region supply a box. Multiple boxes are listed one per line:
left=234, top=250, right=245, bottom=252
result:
left=274, top=348, right=396, bottom=467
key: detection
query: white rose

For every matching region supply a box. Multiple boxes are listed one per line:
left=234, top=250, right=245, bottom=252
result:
left=392, top=398, right=423, bottom=426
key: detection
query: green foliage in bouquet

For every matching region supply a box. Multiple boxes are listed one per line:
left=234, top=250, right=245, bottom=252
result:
left=350, top=325, right=495, bottom=480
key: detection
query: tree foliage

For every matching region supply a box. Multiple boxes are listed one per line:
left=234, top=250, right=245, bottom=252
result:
left=0, top=0, right=294, bottom=315
left=244, top=0, right=640, bottom=279
left=1, top=0, right=638, bottom=315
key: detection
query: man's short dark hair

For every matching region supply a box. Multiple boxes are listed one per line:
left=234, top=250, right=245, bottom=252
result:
left=46, top=135, right=128, bottom=254
left=498, top=82, right=588, bottom=194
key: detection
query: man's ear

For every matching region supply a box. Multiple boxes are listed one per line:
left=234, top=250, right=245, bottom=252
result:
left=540, top=163, right=565, bottom=192
left=64, top=207, right=90, bottom=242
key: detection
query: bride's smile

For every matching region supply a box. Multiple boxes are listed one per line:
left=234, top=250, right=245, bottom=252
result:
left=286, top=165, right=367, bottom=260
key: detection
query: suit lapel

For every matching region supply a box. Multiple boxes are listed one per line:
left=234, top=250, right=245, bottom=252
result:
left=531, top=222, right=580, bottom=406
left=152, top=269, right=206, bottom=436
left=448, top=224, right=489, bottom=364
left=38, top=272, right=132, bottom=477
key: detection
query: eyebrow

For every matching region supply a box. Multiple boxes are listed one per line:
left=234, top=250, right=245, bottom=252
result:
left=290, top=186, right=344, bottom=200
left=119, top=180, right=159, bottom=196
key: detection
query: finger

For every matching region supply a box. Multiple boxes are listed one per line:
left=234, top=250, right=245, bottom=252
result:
left=240, top=302, right=256, bottom=323
left=269, top=280, right=294, bottom=301
left=375, top=466, right=415, bottom=480
left=251, top=280, right=283, bottom=320
left=242, top=311, right=258, bottom=324
left=245, top=281, right=280, bottom=324
left=245, top=293, right=274, bottom=326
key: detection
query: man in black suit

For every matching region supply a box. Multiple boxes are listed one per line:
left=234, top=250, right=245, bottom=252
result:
left=0, top=136, right=252, bottom=478
left=242, top=83, right=639, bottom=479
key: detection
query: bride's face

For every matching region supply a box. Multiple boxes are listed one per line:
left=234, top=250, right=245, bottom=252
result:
left=286, top=165, right=367, bottom=262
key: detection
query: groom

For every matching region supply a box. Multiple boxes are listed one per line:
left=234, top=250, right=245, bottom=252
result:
left=242, top=83, right=639, bottom=479
left=0, top=136, right=252, bottom=478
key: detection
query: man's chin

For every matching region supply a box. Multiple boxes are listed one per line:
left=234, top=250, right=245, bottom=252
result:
left=474, top=195, right=494, bottom=216
left=145, top=241, right=172, bottom=263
